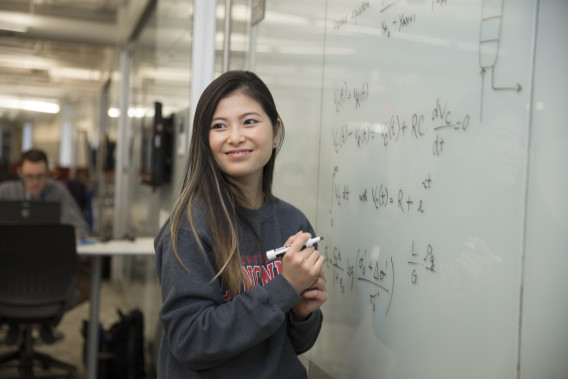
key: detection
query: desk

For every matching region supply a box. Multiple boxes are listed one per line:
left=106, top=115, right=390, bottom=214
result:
left=77, top=238, right=155, bottom=379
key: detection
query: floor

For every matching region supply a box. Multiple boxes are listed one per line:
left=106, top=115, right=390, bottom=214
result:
left=0, top=279, right=149, bottom=379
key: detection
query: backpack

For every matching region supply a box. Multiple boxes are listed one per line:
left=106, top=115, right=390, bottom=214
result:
left=83, top=308, right=146, bottom=379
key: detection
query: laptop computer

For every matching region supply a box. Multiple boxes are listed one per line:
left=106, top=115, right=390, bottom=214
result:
left=0, top=200, right=61, bottom=224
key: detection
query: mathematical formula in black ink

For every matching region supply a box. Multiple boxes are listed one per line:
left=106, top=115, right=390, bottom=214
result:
left=407, top=241, right=436, bottom=285
left=331, top=167, right=433, bottom=216
left=331, top=97, right=471, bottom=158
left=324, top=244, right=395, bottom=316
left=334, top=81, right=369, bottom=112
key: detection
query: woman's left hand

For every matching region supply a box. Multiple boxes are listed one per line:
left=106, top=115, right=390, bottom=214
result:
left=291, top=269, right=327, bottom=321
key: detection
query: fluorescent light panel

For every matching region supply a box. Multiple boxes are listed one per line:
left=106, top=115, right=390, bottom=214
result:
left=0, top=96, right=60, bottom=114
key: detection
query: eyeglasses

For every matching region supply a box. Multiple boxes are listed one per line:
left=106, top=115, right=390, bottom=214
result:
left=22, top=173, right=47, bottom=181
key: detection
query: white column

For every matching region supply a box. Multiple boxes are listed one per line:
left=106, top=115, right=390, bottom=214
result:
left=223, top=0, right=232, bottom=72
left=22, top=122, right=33, bottom=151
left=113, top=45, right=132, bottom=239
left=188, top=0, right=217, bottom=147
left=59, top=103, right=73, bottom=168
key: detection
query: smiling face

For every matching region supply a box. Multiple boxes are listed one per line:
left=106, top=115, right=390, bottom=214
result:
left=209, top=91, right=281, bottom=191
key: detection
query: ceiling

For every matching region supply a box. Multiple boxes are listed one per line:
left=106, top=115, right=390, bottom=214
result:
left=0, top=0, right=121, bottom=124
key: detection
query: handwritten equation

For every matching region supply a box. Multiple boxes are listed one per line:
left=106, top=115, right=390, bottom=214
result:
left=331, top=166, right=432, bottom=215
left=331, top=97, right=470, bottom=157
left=407, top=241, right=436, bottom=285
left=332, top=0, right=449, bottom=35
left=324, top=244, right=395, bottom=316
left=322, top=240, right=438, bottom=317
left=333, top=81, right=369, bottom=112
left=380, top=12, right=416, bottom=37
left=378, top=0, right=448, bottom=37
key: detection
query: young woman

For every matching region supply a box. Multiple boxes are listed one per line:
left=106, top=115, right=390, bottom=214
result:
left=155, top=70, right=327, bottom=378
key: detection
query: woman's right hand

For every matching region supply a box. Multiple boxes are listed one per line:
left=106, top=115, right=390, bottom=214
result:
left=280, top=232, right=325, bottom=294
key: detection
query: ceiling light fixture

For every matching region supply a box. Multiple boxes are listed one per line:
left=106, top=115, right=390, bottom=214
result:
left=0, top=96, right=60, bottom=114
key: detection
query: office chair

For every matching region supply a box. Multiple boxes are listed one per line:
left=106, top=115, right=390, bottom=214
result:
left=0, top=224, right=79, bottom=379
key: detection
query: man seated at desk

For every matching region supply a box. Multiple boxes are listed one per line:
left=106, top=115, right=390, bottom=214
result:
left=0, top=148, right=89, bottom=239
left=0, top=148, right=88, bottom=345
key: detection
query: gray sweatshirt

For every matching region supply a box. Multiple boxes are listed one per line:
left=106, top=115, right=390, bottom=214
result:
left=154, top=197, right=323, bottom=378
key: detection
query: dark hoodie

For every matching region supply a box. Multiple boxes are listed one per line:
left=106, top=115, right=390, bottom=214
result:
left=154, top=197, right=323, bottom=378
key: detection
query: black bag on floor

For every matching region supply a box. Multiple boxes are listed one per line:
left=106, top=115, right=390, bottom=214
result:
left=83, top=308, right=146, bottom=379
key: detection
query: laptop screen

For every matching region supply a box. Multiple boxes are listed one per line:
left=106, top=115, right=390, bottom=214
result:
left=0, top=200, right=61, bottom=224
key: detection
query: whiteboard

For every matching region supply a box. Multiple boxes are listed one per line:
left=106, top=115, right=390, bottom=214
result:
left=251, top=0, right=327, bottom=223
left=249, top=0, right=568, bottom=378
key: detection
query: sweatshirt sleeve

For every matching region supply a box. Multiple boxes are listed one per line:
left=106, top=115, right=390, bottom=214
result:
left=287, top=308, right=323, bottom=354
left=285, top=219, right=324, bottom=354
left=156, top=222, right=302, bottom=371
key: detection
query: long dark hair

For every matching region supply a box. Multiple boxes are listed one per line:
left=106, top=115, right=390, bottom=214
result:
left=170, top=71, right=285, bottom=297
